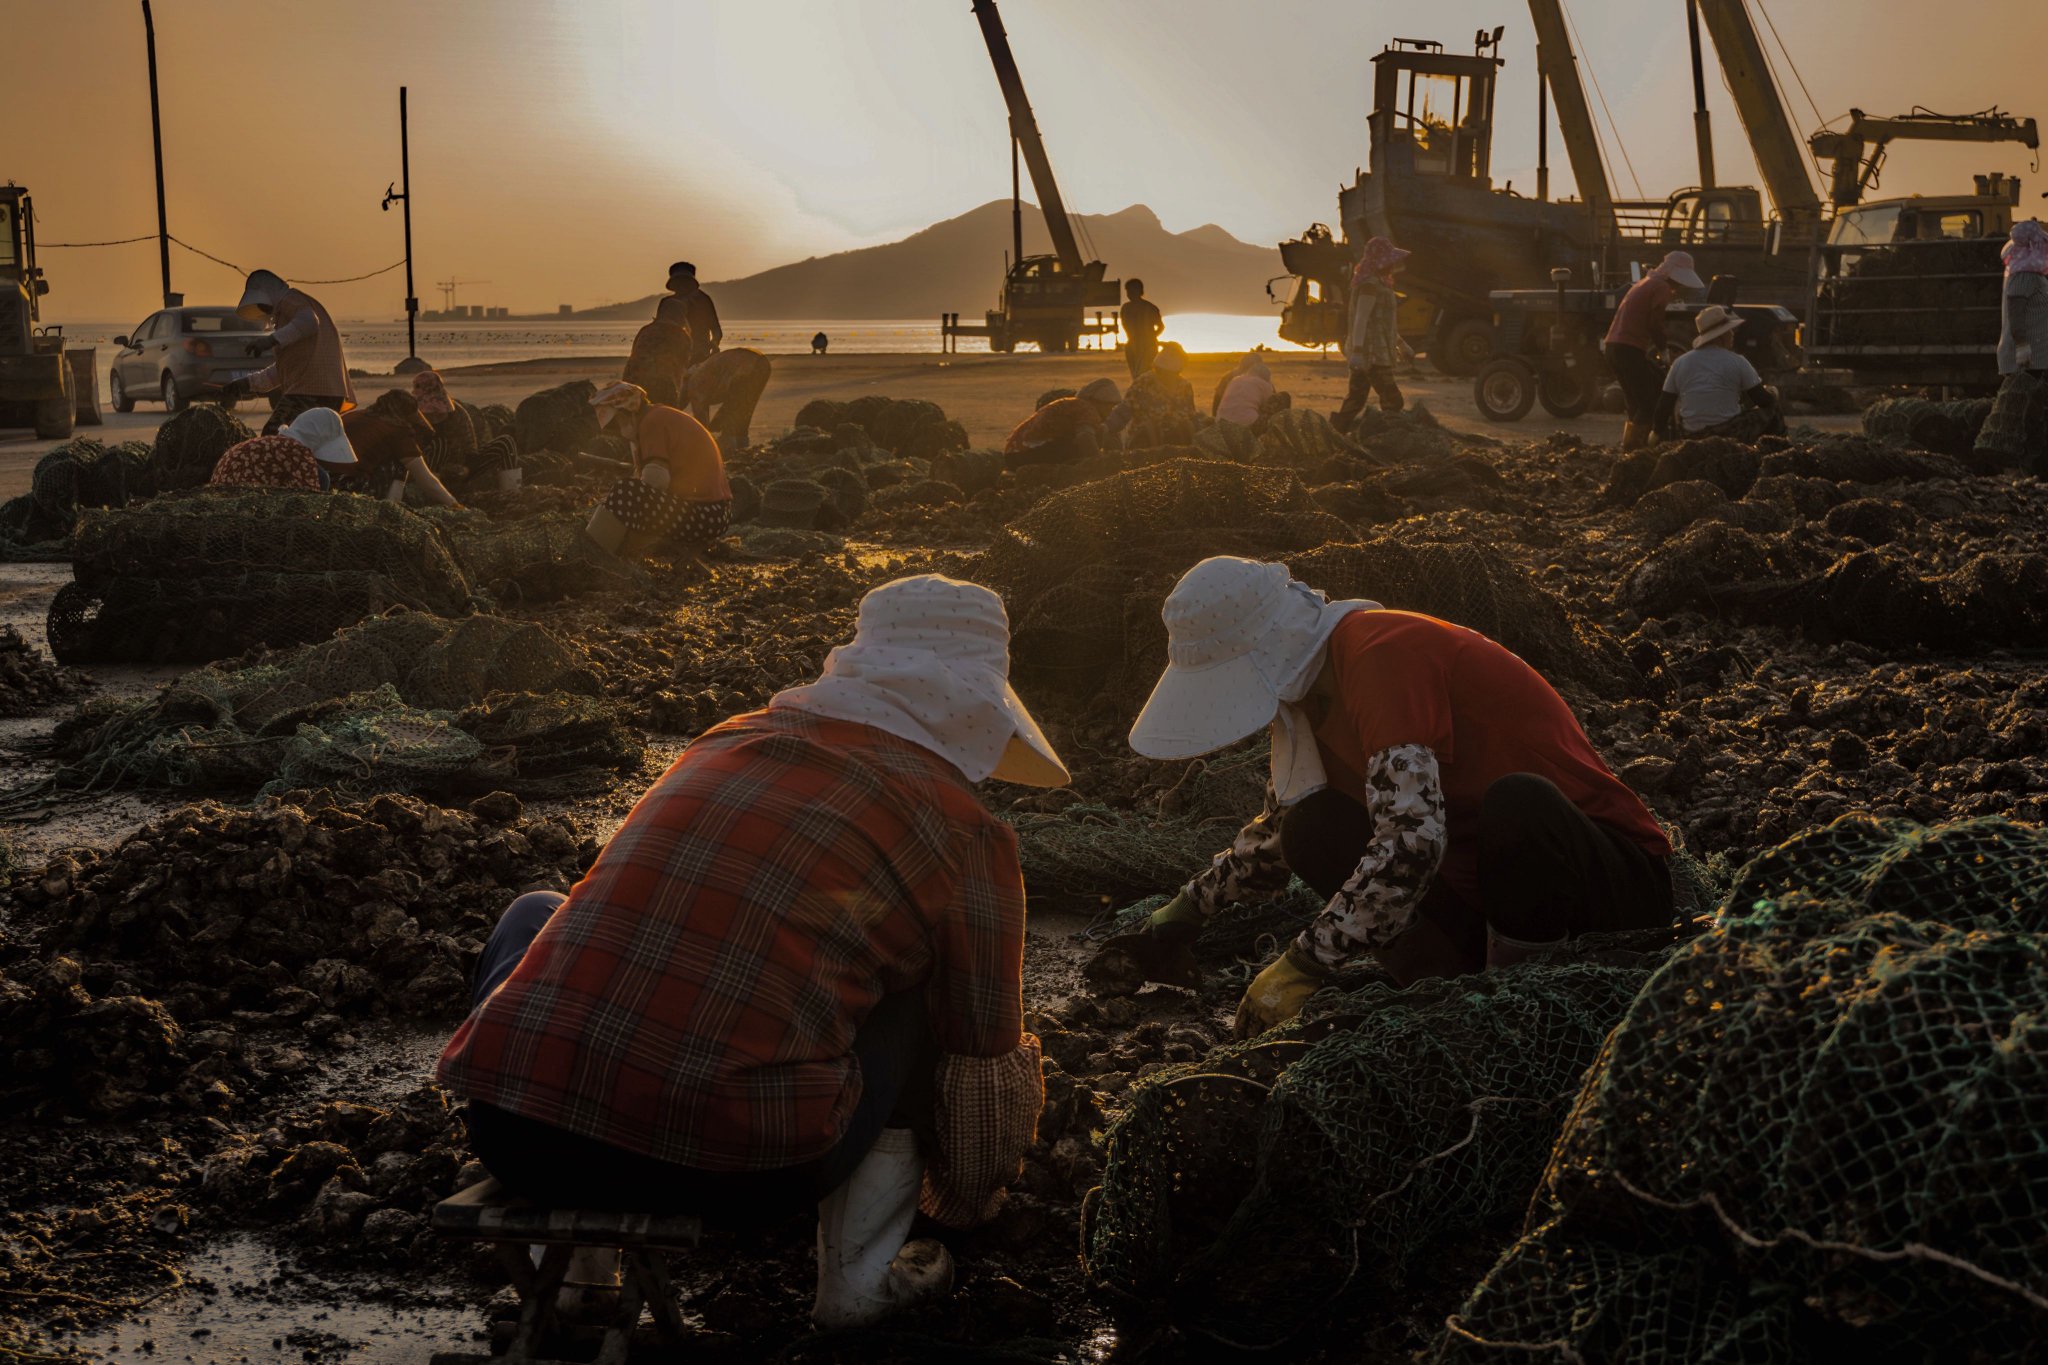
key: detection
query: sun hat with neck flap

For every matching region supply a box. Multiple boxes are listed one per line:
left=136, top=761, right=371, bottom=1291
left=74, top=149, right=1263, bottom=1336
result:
left=277, top=406, right=357, bottom=467
left=771, top=574, right=1069, bottom=787
left=1131, top=557, right=1381, bottom=803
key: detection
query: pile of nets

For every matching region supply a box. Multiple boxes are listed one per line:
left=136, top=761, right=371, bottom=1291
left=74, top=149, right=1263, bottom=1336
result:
left=48, top=489, right=477, bottom=665
left=35, top=613, right=637, bottom=801
left=0, top=625, right=85, bottom=716
left=1436, top=814, right=2048, bottom=1362
left=790, top=396, right=968, bottom=460
left=1862, top=395, right=1994, bottom=459
left=1620, top=523, right=2048, bottom=651
left=417, top=508, right=643, bottom=603
left=512, top=379, right=601, bottom=455
left=153, top=404, right=253, bottom=492
left=0, top=439, right=156, bottom=559
left=1816, top=237, right=2006, bottom=349
left=1082, top=957, right=1660, bottom=1349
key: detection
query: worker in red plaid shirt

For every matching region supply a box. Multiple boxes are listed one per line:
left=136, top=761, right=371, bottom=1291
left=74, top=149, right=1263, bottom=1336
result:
left=438, top=575, right=1068, bottom=1328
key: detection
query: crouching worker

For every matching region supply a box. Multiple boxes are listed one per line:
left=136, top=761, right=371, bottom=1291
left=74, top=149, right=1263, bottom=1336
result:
left=340, top=390, right=464, bottom=507
left=583, top=381, right=732, bottom=560
left=436, top=575, right=1066, bottom=1327
left=207, top=408, right=359, bottom=490
left=1003, top=378, right=1120, bottom=469
left=1653, top=305, right=1786, bottom=444
left=1096, top=557, right=1673, bottom=1037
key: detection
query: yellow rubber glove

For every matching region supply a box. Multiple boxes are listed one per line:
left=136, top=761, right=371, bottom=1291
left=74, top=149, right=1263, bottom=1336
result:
left=1233, top=945, right=1329, bottom=1038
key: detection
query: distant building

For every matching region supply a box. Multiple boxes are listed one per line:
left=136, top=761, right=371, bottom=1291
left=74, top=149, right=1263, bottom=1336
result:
left=559, top=304, right=573, bottom=316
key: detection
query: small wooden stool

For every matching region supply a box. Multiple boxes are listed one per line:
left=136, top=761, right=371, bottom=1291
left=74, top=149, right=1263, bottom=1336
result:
left=431, top=1176, right=702, bottom=1364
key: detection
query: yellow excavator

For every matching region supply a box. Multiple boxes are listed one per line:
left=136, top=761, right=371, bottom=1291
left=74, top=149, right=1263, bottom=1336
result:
left=1275, top=0, right=2037, bottom=384
left=942, top=0, right=1120, bottom=354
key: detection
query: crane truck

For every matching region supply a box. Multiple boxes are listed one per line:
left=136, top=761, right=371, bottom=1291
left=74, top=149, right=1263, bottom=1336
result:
left=942, top=0, right=1120, bottom=354
left=1275, top=0, right=2037, bottom=389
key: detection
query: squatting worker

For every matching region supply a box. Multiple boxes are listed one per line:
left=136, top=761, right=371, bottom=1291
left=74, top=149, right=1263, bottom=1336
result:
left=207, top=407, right=359, bottom=491
left=1120, top=278, right=1164, bottom=381
left=1976, top=220, right=2048, bottom=471
left=412, top=370, right=520, bottom=493
left=1003, top=378, right=1120, bottom=469
left=1214, top=353, right=1277, bottom=429
left=1653, top=305, right=1785, bottom=444
left=217, top=269, right=357, bottom=435
left=583, top=381, right=732, bottom=560
left=666, top=262, right=723, bottom=366
left=1100, top=557, right=1673, bottom=1037
left=340, top=390, right=464, bottom=508
left=623, top=296, right=695, bottom=407
left=438, top=574, right=1066, bottom=1328
left=1332, top=237, right=1410, bottom=433
left=1603, top=251, right=1705, bottom=452
left=1109, top=342, right=1195, bottom=450
left=683, top=345, right=773, bottom=451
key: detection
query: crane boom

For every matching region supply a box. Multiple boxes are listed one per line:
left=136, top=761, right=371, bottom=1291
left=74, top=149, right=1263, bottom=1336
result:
left=1810, top=109, right=2040, bottom=208
left=971, top=0, right=1085, bottom=274
left=1524, top=0, right=1614, bottom=235
left=1692, top=0, right=1823, bottom=229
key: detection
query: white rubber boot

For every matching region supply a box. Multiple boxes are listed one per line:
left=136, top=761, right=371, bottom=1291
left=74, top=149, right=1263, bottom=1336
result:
left=811, top=1128, right=955, bottom=1329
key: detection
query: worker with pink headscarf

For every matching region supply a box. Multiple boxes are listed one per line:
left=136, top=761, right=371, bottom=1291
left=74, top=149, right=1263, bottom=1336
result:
left=1332, top=237, right=1411, bottom=434
left=1976, top=220, right=2048, bottom=471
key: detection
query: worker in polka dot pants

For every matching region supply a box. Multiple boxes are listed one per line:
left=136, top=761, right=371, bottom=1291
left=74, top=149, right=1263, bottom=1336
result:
left=585, top=382, right=735, bottom=560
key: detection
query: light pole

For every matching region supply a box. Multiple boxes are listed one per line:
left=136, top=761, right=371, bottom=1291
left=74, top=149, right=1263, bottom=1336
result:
left=383, top=85, right=424, bottom=371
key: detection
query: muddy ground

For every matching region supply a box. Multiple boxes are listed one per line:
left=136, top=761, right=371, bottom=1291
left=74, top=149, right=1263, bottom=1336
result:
left=0, top=371, right=2037, bottom=1364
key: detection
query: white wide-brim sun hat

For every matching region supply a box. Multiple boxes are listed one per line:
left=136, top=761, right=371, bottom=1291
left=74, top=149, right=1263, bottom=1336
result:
left=771, top=574, right=1070, bottom=788
left=1130, top=557, right=1372, bottom=761
left=277, top=407, right=358, bottom=467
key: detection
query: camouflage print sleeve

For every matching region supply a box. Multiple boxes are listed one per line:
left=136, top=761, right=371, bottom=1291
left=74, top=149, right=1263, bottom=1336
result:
left=1184, top=779, right=1294, bottom=917
left=1302, top=744, right=1448, bottom=969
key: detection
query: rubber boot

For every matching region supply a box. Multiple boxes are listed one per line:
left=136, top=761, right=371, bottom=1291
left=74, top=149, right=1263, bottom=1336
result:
left=1620, top=420, right=1648, bottom=454
left=584, top=505, right=629, bottom=557
left=811, top=1128, right=955, bottom=1329
left=1486, top=927, right=1566, bottom=971
left=386, top=478, right=410, bottom=505
left=497, top=467, right=523, bottom=493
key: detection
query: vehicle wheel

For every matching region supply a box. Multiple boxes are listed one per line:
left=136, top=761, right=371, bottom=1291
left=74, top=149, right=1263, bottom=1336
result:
left=1473, top=358, right=1537, bottom=424
left=34, top=395, right=75, bottom=440
left=161, top=372, right=185, bottom=413
left=1431, top=317, right=1495, bottom=377
left=1537, top=365, right=1595, bottom=419
left=109, top=369, right=135, bottom=413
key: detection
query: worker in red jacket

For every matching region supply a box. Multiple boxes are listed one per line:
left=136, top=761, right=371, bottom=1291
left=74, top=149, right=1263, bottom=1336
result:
left=1098, top=557, right=1674, bottom=1037
left=439, top=574, right=1067, bottom=1327
left=1604, top=250, right=1705, bottom=452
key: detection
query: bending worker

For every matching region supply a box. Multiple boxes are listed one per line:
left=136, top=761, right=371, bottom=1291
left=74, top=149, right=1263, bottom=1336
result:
left=583, top=381, right=732, bottom=560
left=683, top=345, right=773, bottom=451
left=341, top=390, right=464, bottom=507
left=438, top=574, right=1063, bottom=1327
left=1603, top=251, right=1704, bottom=452
left=217, top=269, right=356, bottom=435
left=1003, top=378, right=1120, bottom=468
left=1097, top=557, right=1673, bottom=1036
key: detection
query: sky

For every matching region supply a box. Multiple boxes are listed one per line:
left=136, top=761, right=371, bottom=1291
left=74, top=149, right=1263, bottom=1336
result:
left=9, top=0, right=2043, bottom=322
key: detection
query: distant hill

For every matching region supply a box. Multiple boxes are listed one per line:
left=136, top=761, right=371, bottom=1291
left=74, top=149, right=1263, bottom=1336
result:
left=559, top=202, right=1282, bottom=322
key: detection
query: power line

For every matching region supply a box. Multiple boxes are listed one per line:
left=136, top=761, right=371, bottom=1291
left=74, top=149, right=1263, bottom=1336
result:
left=1753, top=0, right=1827, bottom=136
left=40, top=231, right=403, bottom=286
left=1561, top=0, right=1644, bottom=200
left=40, top=234, right=160, bottom=248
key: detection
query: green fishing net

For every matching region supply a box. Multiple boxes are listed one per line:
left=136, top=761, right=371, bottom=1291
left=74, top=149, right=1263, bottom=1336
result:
left=1434, top=814, right=2048, bottom=1363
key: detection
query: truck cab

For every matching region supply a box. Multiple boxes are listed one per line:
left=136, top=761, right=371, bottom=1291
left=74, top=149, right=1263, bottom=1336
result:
left=1828, top=182, right=2022, bottom=247
left=0, top=186, right=74, bottom=439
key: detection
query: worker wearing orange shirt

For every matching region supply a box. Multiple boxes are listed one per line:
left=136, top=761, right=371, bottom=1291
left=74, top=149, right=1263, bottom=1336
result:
left=583, top=382, right=733, bottom=560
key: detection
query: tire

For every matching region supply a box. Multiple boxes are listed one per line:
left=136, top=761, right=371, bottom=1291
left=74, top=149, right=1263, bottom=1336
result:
left=1431, top=316, right=1495, bottom=377
left=109, top=369, right=135, bottom=413
left=1537, top=365, right=1595, bottom=419
left=34, top=395, right=75, bottom=440
left=161, top=372, right=185, bottom=413
left=1473, top=358, right=1537, bottom=424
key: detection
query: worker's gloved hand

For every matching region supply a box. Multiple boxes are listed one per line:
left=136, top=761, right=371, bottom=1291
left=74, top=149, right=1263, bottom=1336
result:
left=1083, top=891, right=1204, bottom=994
left=213, top=378, right=250, bottom=402
left=246, top=335, right=279, bottom=355
left=1233, top=945, right=1330, bottom=1039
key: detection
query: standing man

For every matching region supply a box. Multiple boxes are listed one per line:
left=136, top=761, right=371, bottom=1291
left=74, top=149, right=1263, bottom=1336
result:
left=1603, top=251, right=1704, bottom=452
left=1119, top=279, right=1163, bottom=382
left=1976, top=220, right=2048, bottom=471
left=684, top=346, right=773, bottom=451
left=666, top=262, right=723, bottom=366
left=216, top=269, right=356, bottom=435
left=1332, top=237, right=1410, bottom=432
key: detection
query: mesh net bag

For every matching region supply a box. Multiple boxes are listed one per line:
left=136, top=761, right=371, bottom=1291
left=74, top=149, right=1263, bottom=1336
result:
left=1081, top=960, right=1658, bottom=1350
left=1862, top=396, right=1994, bottom=459
left=37, top=614, right=637, bottom=801
left=791, top=396, right=968, bottom=460
left=513, top=379, right=601, bottom=455
left=423, top=509, right=643, bottom=604
left=0, top=439, right=156, bottom=558
left=152, top=404, right=253, bottom=491
left=1434, top=814, right=2048, bottom=1364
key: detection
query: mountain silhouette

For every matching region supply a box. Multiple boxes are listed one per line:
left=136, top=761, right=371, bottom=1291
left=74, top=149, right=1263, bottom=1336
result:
left=560, top=202, right=1282, bottom=321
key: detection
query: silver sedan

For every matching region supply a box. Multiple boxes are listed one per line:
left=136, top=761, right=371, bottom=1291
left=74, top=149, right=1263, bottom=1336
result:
left=108, top=306, right=273, bottom=412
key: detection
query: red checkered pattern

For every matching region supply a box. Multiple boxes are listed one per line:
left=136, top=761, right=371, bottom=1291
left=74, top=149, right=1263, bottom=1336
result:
left=436, top=708, right=1030, bottom=1171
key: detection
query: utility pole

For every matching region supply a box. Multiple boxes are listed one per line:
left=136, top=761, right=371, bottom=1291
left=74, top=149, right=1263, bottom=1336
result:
left=382, top=86, right=422, bottom=368
left=141, top=0, right=174, bottom=306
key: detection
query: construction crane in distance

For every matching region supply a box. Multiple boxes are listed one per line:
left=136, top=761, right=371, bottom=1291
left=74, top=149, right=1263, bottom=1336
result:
left=941, top=0, right=1120, bottom=354
left=436, top=279, right=491, bottom=312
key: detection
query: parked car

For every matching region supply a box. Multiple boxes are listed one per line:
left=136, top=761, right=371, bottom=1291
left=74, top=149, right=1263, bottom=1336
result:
left=108, top=306, right=270, bottom=413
